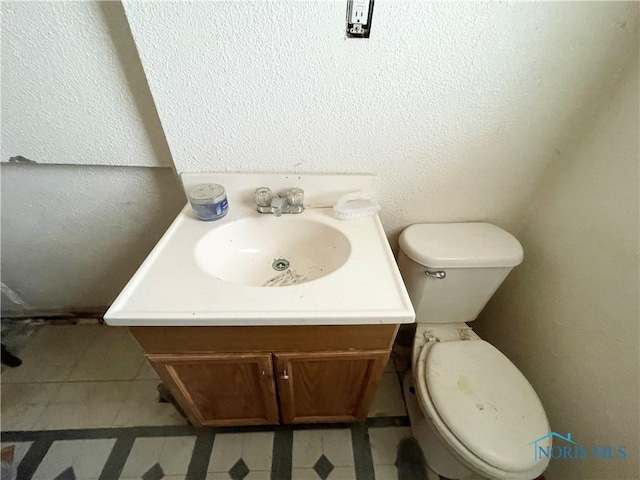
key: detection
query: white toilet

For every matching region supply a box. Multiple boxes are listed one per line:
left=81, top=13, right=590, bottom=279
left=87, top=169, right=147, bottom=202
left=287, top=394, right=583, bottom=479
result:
left=398, top=223, right=551, bottom=480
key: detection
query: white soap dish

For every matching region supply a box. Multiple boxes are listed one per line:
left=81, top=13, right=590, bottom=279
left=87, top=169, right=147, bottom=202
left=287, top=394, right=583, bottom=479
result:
left=333, top=191, right=381, bottom=221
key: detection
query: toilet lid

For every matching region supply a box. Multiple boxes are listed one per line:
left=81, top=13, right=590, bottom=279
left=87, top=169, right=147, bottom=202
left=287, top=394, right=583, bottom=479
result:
left=419, top=340, right=549, bottom=473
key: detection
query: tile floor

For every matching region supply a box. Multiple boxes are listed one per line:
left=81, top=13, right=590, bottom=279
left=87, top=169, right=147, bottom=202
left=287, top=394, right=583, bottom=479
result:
left=1, top=323, right=425, bottom=480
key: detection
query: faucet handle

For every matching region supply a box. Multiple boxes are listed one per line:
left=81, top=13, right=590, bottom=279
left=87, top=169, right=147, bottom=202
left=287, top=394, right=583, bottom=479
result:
left=270, top=196, right=287, bottom=217
left=287, top=188, right=304, bottom=207
left=255, top=187, right=273, bottom=207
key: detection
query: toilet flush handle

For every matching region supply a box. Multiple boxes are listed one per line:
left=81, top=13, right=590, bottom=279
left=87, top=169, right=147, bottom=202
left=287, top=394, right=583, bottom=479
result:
left=425, top=270, right=446, bottom=279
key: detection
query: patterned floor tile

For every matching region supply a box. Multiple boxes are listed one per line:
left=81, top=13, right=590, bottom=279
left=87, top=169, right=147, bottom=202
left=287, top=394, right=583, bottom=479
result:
left=328, top=466, right=356, bottom=479
left=120, top=438, right=167, bottom=479
left=228, top=458, right=250, bottom=480
left=32, top=439, right=115, bottom=480
left=120, top=436, right=196, bottom=479
left=369, top=426, right=413, bottom=466
left=136, top=359, right=160, bottom=380
left=1, top=326, right=98, bottom=383
left=2, top=404, right=48, bottom=431
left=321, top=429, right=353, bottom=467
left=292, top=429, right=353, bottom=471
left=67, top=327, right=145, bottom=382
left=159, top=436, right=198, bottom=475
left=205, top=469, right=271, bottom=480
left=291, top=467, right=320, bottom=479
left=313, top=454, right=334, bottom=480
left=373, top=463, right=398, bottom=480
left=209, top=433, right=244, bottom=473
left=113, top=380, right=188, bottom=427
left=0, top=441, right=33, bottom=473
left=292, top=430, right=323, bottom=469
left=208, top=431, right=274, bottom=474
left=34, top=403, right=123, bottom=431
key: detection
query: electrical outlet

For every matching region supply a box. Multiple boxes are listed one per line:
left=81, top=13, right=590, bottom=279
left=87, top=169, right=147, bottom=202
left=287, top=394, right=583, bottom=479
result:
left=346, top=0, right=374, bottom=38
left=350, top=0, right=370, bottom=25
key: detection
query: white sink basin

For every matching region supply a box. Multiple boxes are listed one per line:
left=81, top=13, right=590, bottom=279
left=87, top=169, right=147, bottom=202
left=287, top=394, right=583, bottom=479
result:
left=104, top=173, right=414, bottom=327
left=194, top=217, right=351, bottom=287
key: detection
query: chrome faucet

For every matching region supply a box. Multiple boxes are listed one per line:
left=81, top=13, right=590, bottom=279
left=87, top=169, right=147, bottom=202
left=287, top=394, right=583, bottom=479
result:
left=255, top=187, right=304, bottom=215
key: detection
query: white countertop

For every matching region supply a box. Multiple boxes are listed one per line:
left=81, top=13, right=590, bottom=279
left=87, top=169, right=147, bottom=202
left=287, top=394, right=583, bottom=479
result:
left=104, top=174, right=415, bottom=327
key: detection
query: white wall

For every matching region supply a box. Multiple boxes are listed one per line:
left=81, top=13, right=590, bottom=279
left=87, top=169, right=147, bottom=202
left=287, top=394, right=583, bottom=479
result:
left=474, top=58, right=639, bottom=479
left=123, top=1, right=638, bottom=241
left=1, top=1, right=171, bottom=167
left=1, top=164, right=185, bottom=313
left=0, top=1, right=186, bottom=313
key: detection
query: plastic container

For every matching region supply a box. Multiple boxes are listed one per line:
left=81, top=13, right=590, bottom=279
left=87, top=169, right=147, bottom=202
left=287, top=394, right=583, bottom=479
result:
left=188, top=183, right=229, bottom=221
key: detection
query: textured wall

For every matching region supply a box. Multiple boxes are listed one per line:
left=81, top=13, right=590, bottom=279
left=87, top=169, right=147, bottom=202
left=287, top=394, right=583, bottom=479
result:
left=1, top=1, right=171, bottom=167
left=123, top=1, right=638, bottom=241
left=0, top=164, right=185, bottom=312
left=1, top=0, right=638, bottom=326
left=0, top=1, right=183, bottom=313
left=475, top=58, right=639, bottom=479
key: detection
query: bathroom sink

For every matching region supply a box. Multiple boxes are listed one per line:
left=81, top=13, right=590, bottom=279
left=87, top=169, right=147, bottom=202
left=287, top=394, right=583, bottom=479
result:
left=194, top=217, right=351, bottom=287
left=104, top=173, right=414, bottom=327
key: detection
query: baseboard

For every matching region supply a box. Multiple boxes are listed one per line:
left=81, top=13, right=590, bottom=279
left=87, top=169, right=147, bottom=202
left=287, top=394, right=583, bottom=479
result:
left=0, top=306, right=108, bottom=321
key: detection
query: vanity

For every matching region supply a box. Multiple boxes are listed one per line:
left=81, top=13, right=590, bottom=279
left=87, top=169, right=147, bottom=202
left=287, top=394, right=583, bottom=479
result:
left=105, top=174, right=415, bottom=427
left=130, top=324, right=397, bottom=426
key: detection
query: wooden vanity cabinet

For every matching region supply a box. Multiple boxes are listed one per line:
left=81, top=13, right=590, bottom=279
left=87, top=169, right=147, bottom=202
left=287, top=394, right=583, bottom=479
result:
left=275, top=350, right=388, bottom=424
left=147, top=352, right=279, bottom=427
left=131, top=324, right=398, bottom=427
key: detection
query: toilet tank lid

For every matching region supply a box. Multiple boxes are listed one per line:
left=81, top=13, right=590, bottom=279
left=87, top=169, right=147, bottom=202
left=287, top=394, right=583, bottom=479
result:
left=399, top=223, right=523, bottom=268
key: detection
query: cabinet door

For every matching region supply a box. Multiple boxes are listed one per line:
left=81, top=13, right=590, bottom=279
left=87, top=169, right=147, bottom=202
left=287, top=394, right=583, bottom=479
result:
left=148, top=353, right=279, bottom=427
left=274, top=350, right=388, bottom=424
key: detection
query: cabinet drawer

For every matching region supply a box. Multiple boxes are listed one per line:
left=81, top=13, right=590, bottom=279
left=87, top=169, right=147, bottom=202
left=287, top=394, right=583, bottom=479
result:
left=132, top=324, right=399, bottom=353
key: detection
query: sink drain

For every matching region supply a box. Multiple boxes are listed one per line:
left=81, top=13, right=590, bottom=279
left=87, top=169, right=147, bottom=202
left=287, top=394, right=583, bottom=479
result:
left=272, top=258, right=290, bottom=271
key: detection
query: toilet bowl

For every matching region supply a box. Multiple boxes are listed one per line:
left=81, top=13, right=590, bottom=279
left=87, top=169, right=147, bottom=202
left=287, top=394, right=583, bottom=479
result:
left=398, top=224, right=551, bottom=480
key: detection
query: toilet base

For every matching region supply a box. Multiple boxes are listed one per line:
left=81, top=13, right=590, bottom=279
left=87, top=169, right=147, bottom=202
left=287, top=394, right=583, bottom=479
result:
left=403, top=371, right=483, bottom=480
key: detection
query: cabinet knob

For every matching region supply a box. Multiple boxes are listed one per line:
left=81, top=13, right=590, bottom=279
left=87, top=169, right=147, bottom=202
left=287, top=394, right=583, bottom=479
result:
left=280, top=370, right=289, bottom=380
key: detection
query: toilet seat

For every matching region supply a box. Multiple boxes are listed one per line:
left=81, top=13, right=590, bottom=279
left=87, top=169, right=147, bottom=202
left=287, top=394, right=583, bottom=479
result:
left=415, top=340, right=550, bottom=479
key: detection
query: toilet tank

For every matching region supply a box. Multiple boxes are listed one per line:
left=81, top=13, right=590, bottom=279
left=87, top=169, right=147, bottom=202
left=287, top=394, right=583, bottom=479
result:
left=398, top=223, right=523, bottom=324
